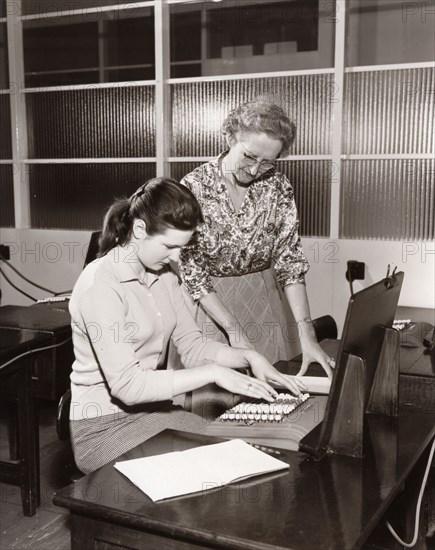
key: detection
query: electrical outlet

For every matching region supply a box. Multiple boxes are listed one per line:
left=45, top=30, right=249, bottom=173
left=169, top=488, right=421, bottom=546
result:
left=346, top=260, right=365, bottom=282
left=0, top=244, right=10, bottom=260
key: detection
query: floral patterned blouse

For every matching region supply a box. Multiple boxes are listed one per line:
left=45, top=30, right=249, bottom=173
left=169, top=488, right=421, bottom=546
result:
left=179, top=153, right=309, bottom=301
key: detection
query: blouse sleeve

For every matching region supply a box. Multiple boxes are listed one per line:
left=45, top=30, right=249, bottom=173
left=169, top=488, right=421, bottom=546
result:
left=168, top=271, right=227, bottom=367
left=272, top=174, right=310, bottom=288
left=76, top=284, right=174, bottom=406
left=179, top=173, right=216, bottom=301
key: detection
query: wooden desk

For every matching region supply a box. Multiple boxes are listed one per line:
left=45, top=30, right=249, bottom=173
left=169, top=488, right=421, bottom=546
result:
left=53, top=385, right=435, bottom=550
left=0, top=303, right=73, bottom=400
left=0, top=327, right=53, bottom=516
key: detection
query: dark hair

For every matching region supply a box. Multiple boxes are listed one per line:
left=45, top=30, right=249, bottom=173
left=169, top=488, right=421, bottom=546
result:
left=98, top=177, right=203, bottom=256
left=222, top=98, right=296, bottom=156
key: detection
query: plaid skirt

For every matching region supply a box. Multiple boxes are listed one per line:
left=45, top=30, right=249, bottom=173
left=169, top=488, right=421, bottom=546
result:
left=70, top=405, right=209, bottom=474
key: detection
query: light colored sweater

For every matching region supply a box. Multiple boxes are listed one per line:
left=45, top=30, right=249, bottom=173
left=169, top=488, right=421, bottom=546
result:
left=69, top=245, right=224, bottom=420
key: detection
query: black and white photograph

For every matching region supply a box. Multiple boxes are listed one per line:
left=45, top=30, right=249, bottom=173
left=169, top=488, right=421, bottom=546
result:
left=0, top=1, right=434, bottom=548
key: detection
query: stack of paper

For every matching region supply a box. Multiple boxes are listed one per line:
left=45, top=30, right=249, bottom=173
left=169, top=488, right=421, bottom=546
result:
left=114, top=439, right=289, bottom=502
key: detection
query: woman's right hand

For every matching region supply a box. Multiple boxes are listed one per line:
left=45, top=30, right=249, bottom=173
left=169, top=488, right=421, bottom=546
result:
left=212, top=365, right=278, bottom=403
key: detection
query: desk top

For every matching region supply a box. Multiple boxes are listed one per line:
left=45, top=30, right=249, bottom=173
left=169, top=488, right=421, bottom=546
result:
left=54, top=401, right=435, bottom=550
left=0, top=304, right=71, bottom=336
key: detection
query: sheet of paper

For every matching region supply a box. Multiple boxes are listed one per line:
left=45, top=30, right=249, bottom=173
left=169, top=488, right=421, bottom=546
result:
left=114, top=439, right=288, bottom=502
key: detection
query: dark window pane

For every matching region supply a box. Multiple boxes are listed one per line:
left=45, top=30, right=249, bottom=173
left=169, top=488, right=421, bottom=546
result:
left=23, top=8, right=155, bottom=86
left=347, top=0, right=435, bottom=66
left=344, top=68, right=434, bottom=155
left=1, top=1, right=5, bottom=18
left=29, top=163, right=156, bottom=229
left=171, top=74, right=333, bottom=157
left=170, top=0, right=334, bottom=77
left=24, top=22, right=98, bottom=79
left=341, top=160, right=435, bottom=241
left=22, top=0, right=141, bottom=16
left=25, top=71, right=100, bottom=88
left=0, top=23, right=8, bottom=89
left=106, top=15, right=154, bottom=70
left=27, top=86, right=155, bottom=158
left=0, top=164, right=14, bottom=227
left=105, top=67, right=154, bottom=83
left=0, top=93, right=11, bottom=158
left=170, top=64, right=202, bottom=79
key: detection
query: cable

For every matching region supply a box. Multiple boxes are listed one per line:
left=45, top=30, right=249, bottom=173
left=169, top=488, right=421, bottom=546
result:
left=0, top=336, right=72, bottom=370
left=0, top=266, right=37, bottom=302
left=0, top=254, right=70, bottom=295
left=386, top=436, right=435, bottom=547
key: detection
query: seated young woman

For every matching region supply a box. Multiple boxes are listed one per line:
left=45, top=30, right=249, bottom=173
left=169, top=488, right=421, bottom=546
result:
left=69, top=177, right=303, bottom=474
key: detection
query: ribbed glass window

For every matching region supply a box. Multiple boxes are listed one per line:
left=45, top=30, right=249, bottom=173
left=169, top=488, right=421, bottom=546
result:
left=171, top=74, right=333, bottom=157
left=346, top=0, right=435, bottom=66
left=29, top=163, right=156, bottom=229
left=0, top=22, right=8, bottom=89
left=340, top=160, right=434, bottom=241
left=278, top=161, right=331, bottom=237
left=170, top=162, right=204, bottom=184
left=26, top=86, right=155, bottom=158
left=343, top=68, right=434, bottom=155
left=0, top=164, right=14, bottom=227
left=0, top=93, right=11, bottom=158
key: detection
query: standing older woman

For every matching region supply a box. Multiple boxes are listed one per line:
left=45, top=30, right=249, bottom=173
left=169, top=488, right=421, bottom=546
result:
left=179, top=99, right=334, bottom=386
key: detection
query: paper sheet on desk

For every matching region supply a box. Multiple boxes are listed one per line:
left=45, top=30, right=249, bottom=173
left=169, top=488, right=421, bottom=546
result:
left=114, top=439, right=289, bottom=502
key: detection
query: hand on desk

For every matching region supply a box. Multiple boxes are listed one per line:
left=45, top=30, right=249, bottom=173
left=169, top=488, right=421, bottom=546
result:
left=297, top=340, right=335, bottom=379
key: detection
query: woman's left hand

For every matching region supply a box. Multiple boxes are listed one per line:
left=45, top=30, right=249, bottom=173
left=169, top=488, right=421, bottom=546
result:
left=297, top=341, right=334, bottom=379
left=244, top=350, right=306, bottom=396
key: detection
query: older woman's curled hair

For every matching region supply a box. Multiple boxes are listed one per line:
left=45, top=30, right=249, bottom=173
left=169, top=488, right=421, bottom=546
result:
left=222, top=98, right=296, bottom=157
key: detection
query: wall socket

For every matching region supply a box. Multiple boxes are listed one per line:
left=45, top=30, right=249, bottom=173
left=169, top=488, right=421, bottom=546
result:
left=0, top=244, right=10, bottom=260
left=346, top=260, right=365, bottom=282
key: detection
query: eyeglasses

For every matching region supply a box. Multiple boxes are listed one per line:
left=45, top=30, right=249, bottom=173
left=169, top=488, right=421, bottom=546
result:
left=237, top=139, right=278, bottom=172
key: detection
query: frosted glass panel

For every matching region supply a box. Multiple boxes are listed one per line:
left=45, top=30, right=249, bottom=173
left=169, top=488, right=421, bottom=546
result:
left=171, top=160, right=331, bottom=238
left=278, top=161, right=331, bottom=237
left=340, top=160, right=434, bottom=241
left=171, top=74, right=333, bottom=157
left=27, top=86, right=155, bottom=158
left=343, top=68, right=434, bottom=155
left=29, top=163, right=156, bottom=229
left=170, top=162, right=204, bottom=183
left=0, top=164, right=14, bottom=227
left=0, top=93, right=11, bottom=158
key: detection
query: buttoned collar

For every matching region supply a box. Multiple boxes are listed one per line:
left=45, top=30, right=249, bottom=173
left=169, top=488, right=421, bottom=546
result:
left=108, top=245, right=159, bottom=287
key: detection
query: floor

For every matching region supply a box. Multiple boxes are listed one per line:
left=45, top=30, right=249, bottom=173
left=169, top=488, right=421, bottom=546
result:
left=0, top=401, right=434, bottom=550
left=0, top=401, right=74, bottom=550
